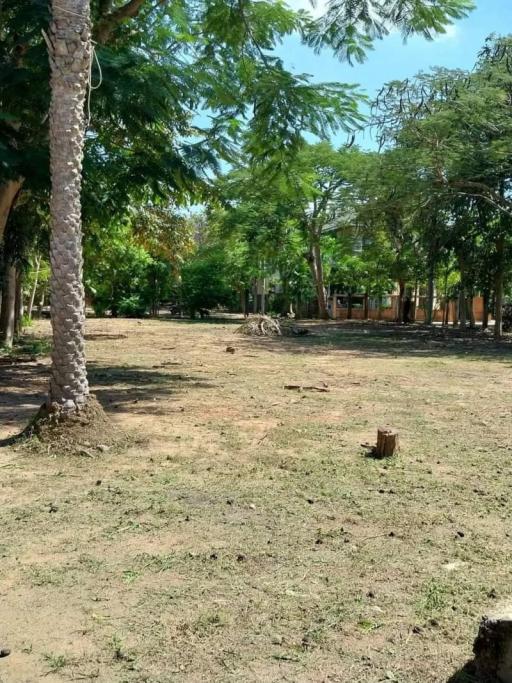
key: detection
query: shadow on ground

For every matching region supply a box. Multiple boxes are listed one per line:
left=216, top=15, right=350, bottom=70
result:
left=236, top=321, right=512, bottom=362
left=446, top=660, right=478, bottom=682
left=88, top=363, right=215, bottom=416
left=0, top=361, right=215, bottom=446
left=0, top=363, right=48, bottom=438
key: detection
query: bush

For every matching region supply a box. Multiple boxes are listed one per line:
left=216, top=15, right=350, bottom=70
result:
left=180, top=248, right=239, bottom=316
left=85, top=236, right=175, bottom=318
left=118, top=295, right=147, bottom=318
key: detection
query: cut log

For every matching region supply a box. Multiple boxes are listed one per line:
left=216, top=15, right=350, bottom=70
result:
left=375, top=428, right=399, bottom=458
left=474, top=602, right=512, bottom=683
left=284, top=384, right=330, bottom=393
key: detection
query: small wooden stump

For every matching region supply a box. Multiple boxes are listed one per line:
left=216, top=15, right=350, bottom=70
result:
left=474, top=603, right=512, bottom=683
left=375, top=427, right=399, bottom=458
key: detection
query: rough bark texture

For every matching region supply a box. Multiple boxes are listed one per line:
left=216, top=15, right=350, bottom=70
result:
left=47, top=0, right=91, bottom=411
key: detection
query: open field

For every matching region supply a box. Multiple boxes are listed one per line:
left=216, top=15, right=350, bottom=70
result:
left=1, top=318, right=512, bottom=683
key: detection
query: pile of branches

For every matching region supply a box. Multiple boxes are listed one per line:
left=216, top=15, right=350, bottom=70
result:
left=237, top=315, right=308, bottom=337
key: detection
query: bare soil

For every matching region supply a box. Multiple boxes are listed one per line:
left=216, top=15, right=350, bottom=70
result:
left=1, top=317, right=512, bottom=683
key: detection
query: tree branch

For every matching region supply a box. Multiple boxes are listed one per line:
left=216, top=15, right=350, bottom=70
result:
left=447, top=179, right=512, bottom=218
left=95, top=0, right=166, bottom=44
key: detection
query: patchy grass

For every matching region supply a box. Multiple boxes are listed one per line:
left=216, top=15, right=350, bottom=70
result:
left=42, top=652, right=69, bottom=673
left=0, top=318, right=511, bottom=682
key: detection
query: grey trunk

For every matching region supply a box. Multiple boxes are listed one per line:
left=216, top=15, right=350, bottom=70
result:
left=494, top=236, right=505, bottom=340
left=0, top=264, right=16, bottom=348
left=14, top=270, right=23, bottom=336
left=397, top=281, right=405, bottom=324
left=458, top=290, right=467, bottom=329
left=426, top=266, right=435, bottom=325
left=47, top=0, right=91, bottom=410
left=468, top=296, right=476, bottom=329
left=307, top=241, right=328, bottom=320
left=27, top=255, right=41, bottom=321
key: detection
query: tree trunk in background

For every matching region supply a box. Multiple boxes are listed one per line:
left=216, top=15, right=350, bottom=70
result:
left=281, top=278, right=291, bottom=316
left=494, top=236, right=505, bottom=340
left=482, top=290, right=489, bottom=330
left=14, top=270, right=24, bottom=336
left=458, top=256, right=466, bottom=330
left=244, top=289, right=249, bottom=317
left=0, top=264, right=16, bottom=348
left=363, top=291, right=369, bottom=320
left=458, top=290, right=467, bottom=329
left=469, top=296, right=476, bottom=329
left=46, top=0, right=91, bottom=411
left=38, top=290, right=45, bottom=318
left=443, top=301, right=449, bottom=326
left=347, top=290, right=353, bottom=320
left=397, top=280, right=405, bottom=323
left=307, top=241, right=328, bottom=320
left=426, top=264, right=435, bottom=325
left=27, top=255, right=41, bottom=321
left=442, top=270, right=449, bottom=327
left=0, top=179, right=23, bottom=244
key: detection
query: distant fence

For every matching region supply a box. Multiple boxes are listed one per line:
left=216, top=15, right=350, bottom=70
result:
left=328, top=294, right=489, bottom=323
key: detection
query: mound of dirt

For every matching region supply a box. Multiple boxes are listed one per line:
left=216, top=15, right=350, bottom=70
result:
left=237, top=315, right=309, bottom=337
left=18, top=395, right=122, bottom=456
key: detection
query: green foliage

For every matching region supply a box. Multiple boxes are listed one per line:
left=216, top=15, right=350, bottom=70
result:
left=85, top=225, right=175, bottom=318
left=180, top=247, right=240, bottom=315
left=306, top=0, right=473, bottom=64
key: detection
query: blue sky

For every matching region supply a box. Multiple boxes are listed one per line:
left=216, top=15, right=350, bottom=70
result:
left=280, top=0, right=512, bottom=147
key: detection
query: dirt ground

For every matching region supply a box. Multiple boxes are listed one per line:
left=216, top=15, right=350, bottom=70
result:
left=1, top=317, right=512, bottom=683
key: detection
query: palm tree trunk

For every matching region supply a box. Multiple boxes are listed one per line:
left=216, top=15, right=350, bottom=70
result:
left=47, top=0, right=91, bottom=411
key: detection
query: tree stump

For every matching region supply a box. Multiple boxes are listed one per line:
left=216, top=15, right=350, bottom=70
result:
left=474, top=603, right=512, bottom=683
left=375, top=427, right=399, bottom=458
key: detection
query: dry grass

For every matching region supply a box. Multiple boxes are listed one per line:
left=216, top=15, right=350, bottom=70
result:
left=1, top=317, right=511, bottom=682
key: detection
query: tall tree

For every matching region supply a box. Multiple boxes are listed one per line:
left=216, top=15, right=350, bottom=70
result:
left=46, top=0, right=92, bottom=411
